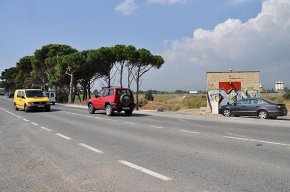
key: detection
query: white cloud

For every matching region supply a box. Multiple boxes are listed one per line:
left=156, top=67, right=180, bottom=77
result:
left=145, top=0, right=290, bottom=90
left=115, top=0, right=139, bottom=15
left=147, top=0, right=186, bottom=5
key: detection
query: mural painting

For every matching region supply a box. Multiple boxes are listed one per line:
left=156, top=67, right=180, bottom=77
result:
left=219, top=82, right=241, bottom=106
left=207, top=82, right=260, bottom=114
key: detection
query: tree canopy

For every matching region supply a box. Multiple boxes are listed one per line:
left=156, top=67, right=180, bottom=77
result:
left=0, top=44, right=164, bottom=107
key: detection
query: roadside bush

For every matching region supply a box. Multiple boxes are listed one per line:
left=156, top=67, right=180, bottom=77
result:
left=283, top=92, right=290, bottom=100
left=145, top=90, right=154, bottom=101
left=181, top=95, right=207, bottom=109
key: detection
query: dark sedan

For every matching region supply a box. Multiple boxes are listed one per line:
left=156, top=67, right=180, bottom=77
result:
left=219, top=98, right=288, bottom=119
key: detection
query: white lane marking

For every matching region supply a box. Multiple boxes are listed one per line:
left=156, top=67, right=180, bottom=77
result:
left=40, top=126, right=52, bottom=132
left=16, top=116, right=22, bottom=118
left=179, top=130, right=201, bottom=134
left=55, top=133, right=72, bottom=140
left=225, top=132, right=248, bottom=138
left=118, top=160, right=172, bottom=181
left=23, top=119, right=29, bottom=122
left=31, top=122, right=39, bottom=126
left=64, top=111, right=117, bottom=121
left=150, top=126, right=164, bottom=129
left=64, top=111, right=94, bottom=118
left=224, top=136, right=290, bottom=146
left=124, top=122, right=136, bottom=125
left=95, top=117, right=115, bottom=121
left=0, top=107, right=17, bottom=116
left=78, top=143, right=104, bottom=153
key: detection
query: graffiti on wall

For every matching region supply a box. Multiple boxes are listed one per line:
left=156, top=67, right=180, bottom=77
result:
left=219, top=82, right=241, bottom=106
left=207, top=81, right=260, bottom=114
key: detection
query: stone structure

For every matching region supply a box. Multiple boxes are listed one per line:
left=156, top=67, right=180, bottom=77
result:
left=207, top=70, right=260, bottom=114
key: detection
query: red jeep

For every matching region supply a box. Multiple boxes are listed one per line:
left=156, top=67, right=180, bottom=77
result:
left=87, top=87, right=135, bottom=116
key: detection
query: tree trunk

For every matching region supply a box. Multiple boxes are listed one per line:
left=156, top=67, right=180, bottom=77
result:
left=136, top=69, right=140, bottom=111
left=68, top=73, right=73, bottom=103
left=120, top=62, right=124, bottom=88
left=88, top=81, right=91, bottom=99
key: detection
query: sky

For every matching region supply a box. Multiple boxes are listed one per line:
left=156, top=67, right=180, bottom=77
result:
left=0, top=0, right=290, bottom=91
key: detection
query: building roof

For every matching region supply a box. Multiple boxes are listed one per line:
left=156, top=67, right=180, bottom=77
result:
left=207, top=70, right=259, bottom=74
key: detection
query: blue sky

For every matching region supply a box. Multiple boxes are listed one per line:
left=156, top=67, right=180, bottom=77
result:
left=1, top=0, right=290, bottom=91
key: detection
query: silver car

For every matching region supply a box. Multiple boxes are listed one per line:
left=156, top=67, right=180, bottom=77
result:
left=0, top=88, right=5, bottom=95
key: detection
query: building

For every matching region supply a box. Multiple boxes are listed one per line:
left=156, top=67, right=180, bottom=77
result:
left=207, top=70, right=260, bottom=114
left=275, top=81, right=284, bottom=92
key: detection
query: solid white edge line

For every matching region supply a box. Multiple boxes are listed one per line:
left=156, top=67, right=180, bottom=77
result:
left=223, top=136, right=249, bottom=141
left=224, top=136, right=290, bottom=146
left=31, top=122, right=39, bottom=126
left=55, top=133, right=72, bottom=140
left=118, top=160, right=172, bottom=181
left=0, top=107, right=17, bottom=116
left=78, top=143, right=104, bottom=153
left=40, top=126, right=52, bottom=132
left=179, top=130, right=201, bottom=134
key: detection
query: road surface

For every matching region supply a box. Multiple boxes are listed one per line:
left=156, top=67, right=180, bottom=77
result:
left=0, top=96, right=290, bottom=192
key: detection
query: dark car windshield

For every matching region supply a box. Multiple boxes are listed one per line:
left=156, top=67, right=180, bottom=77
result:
left=25, top=90, right=45, bottom=98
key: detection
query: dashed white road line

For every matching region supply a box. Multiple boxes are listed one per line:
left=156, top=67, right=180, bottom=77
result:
left=0, top=107, right=17, bottom=116
left=22, top=119, right=29, bottom=122
left=224, top=136, right=290, bottom=146
left=16, top=116, right=22, bottom=118
left=63, top=111, right=117, bottom=121
left=150, top=126, right=164, bottom=129
left=78, top=143, right=104, bottom=153
left=31, top=122, right=39, bottom=126
left=118, top=160, right=172, bottom=181
left=124, top=122, right=136, bottom=125
left=179, top=130, right=201, bottom=134
left=55, top=133, right=72, bottom=140
left=40, top=126, right=52, bottom=132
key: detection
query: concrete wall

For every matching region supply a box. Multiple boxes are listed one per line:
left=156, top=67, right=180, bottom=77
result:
left=207, top=71, right=260, bottom=91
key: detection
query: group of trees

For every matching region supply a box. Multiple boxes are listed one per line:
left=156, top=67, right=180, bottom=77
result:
left=0, top=44, right=164, bottom=108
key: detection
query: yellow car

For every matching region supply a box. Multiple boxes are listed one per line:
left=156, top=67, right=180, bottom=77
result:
left=14, top=89, right=51, bottom=112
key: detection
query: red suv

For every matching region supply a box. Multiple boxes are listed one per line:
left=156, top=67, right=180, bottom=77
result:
left=87, top=87, right=135, bottom=116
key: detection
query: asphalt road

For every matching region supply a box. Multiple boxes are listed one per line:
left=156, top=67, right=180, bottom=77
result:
left=0, top=96, right=290, bottom=192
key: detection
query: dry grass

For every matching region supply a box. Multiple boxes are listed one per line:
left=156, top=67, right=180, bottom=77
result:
left=139, top=94, right=207, bottom=111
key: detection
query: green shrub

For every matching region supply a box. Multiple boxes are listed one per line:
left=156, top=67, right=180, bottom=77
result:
left=145, top=90, right=154, bottom=101
left=283, top=92, right=290, bottom=100
left=181, top=95, right=207, bottom=109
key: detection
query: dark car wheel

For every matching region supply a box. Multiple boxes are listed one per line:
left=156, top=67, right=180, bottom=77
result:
left=258, top=110, right=269, bottom=119
left=105, top=104, right=113, bottom=116
left=45, top=107, right=50, bottom=112
left=125, top=110, right=132, bottom=116
left=222, top=109, right=231, bottom=117
left=88, top=103, right=95, bottom=114
left=14, top=103, right=18, bottom=111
